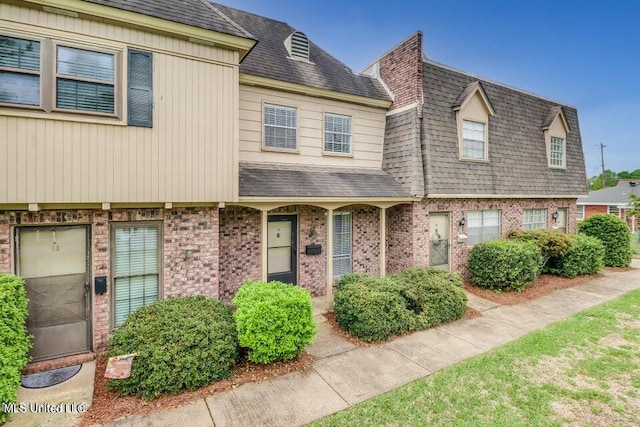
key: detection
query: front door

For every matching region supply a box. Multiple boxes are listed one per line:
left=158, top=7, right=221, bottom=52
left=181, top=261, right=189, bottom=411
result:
left=16, top=226, right=91, bottom=361
left=429, top=213, right=450, bottom=269
left=267, top=215, right=297, bottom=284
left=556, top=208, right=568, bottom=233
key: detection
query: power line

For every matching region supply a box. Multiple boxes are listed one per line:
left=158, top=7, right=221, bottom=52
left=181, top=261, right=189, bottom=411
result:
left=600, top=142, right=607, bottom=188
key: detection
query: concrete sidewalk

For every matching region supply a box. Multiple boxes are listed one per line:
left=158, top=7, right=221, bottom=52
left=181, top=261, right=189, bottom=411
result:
left=104, top=260, right=640, bottom=427
left=9, top=261, right=640, bottom=427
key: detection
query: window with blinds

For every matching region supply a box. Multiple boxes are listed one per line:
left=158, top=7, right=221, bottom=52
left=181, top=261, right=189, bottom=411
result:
left=128, top=49, right=153, bottom=127
left=0, top=35, right=41, bottom=106
left=467, top=210, right=501, bottom=245
left=324, top=113, right=352, bottom=154
left=264, top=103, right=297, bottom=149
left=462, top=120, right=486, bottom=160
left=523, top=208, right=548, bottom=230
left=56, top=45, right=115, bottom=113
left=333, top=212, right=352, bottom=279
left=112, top=224, right=160, bottom=327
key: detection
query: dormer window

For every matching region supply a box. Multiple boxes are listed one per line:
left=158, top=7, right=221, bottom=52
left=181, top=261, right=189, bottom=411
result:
left=453, top=81, right=495, bottom=161
left=543, top=106, right=570, bottom=169
left=285, top=31, right=310, bottom=61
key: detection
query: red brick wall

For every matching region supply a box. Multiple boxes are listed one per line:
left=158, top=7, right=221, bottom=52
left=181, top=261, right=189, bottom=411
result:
left=0, top=208, right=219, bottom=354
left=585, top=205, right=607, bottom=217
left=385, top=198, right=578, bottom=276
left=219, top=206, right=262, bottom=301
left=379, top=32, right=423, bottom=111
left=350, top=205, right=381, bottom=277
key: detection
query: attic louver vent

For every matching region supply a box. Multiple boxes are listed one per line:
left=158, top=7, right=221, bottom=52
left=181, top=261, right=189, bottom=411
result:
left=289, top=31, right=309, bottom=60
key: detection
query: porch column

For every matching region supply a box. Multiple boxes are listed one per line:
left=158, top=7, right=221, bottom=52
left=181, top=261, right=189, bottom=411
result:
left=326, top=208, right=334, bottom=304
left=261, top=210, right=268, bottom=281
left=380, top=207, right=386, bottom=277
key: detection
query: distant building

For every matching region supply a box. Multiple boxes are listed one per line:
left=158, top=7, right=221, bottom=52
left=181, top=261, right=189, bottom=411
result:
left=577, top=180, right=639, bottom=232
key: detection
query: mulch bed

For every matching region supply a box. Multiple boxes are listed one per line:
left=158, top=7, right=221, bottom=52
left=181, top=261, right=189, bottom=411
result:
left=78, top=351, right=314, bottom=426
left=464, top=273, right=602, bottom=306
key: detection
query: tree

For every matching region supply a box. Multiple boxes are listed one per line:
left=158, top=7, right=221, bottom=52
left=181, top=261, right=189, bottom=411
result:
left=628, top=193, right=640, bottom=241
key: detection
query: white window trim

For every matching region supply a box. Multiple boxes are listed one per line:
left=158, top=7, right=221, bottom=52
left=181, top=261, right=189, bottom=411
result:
left=543, top=110, right=569, bottom=169
left=576, top=205, right=585, bottom=221
left=0, top=30, right=124, bottom=121
left=460, top=119, right=488, bottom=161
left=549, top=136, right=566, bottom=168
left=110, top=221, right=163, bottom=330
left=262, top=101, right=299, bottom=153
left=331, top=211, right=352, bottom=280
left=323, top=112, right=353, bottom=157
left=523, top=208, right=548, bottom=230
left=467, top=209, right=501, bottom=245
left=608, top=205, right=621, bottom=217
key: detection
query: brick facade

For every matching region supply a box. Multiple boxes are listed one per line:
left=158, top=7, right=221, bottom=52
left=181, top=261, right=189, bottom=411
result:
left=0, top=207, right=219, bottom=366
left=584, top=205, right=608, bottom=217
left=386, top=198, right=578, bottom=276
left=379, top=32, right=423, bottom=111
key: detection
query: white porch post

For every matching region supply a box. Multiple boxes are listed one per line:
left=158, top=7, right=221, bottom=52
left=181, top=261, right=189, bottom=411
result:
left=380, top=207, right=386, bottom=277
left=261, top=210, right=268, bottom=282
left=326, top=209, right=334, bottom=304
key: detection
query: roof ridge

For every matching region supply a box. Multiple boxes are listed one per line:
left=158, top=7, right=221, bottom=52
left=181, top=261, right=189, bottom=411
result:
left=424, top=57, right=576, bottom=108
left=212, top=1, right=293, bottom=28
left=202, top=0, right=255, bottom=39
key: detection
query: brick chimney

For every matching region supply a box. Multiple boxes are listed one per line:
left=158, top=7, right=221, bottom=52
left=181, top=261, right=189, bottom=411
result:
left=378, top=31, right=423, bottom=111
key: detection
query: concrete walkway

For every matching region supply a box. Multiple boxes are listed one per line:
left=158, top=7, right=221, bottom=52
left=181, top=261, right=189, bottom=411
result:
left=8, top=261, right=640, bottom=427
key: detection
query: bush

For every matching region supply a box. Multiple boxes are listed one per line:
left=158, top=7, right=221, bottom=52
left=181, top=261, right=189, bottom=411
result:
left=395, top=268, right=467, bottom=329
left=232, top=281, right=316, bottom=364
left=334, top=278, right=412, bottom=342
left=507, top=229, right=575, bottom=268
left=108, top=296, right=238, bottom=400
left=546, top=234, right=605, bottom=278
left=578, top=214, right=632, bottom=267
left=0, top=275, right=31, bottom=423
left=468, top=239, right=543, bottom=291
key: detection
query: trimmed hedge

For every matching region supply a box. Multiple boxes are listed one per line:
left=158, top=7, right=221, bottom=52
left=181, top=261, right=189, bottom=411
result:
left=108, top=296, right=238, bottom=400
left=468, top=239, right=543, bottom=291
left=334, top=268, right=467, bottom=341
left=0, top=275, right=31, bottom=424
left=546, top=234, right=605, bottom=278
left=507, top=229, right=575, bottom=267
left=233, top=280, right=316, bottom=364
left=578, top=214, right=632, bottom=267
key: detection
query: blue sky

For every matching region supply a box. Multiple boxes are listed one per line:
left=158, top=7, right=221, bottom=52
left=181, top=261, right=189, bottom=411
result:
left=217, top=0, right=638, bottom=177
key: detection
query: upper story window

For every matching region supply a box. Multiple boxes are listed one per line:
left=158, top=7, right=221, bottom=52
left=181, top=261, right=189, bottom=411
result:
left=544, top=106, right=570, bottom=169
left=523, top=208, right=547, bottom=230
left=1, top=33, right=153, bottom=126
left=550, top=136, right=565, bottom=167
left=56, top=45, right=115, bottom=114
left=453, top=81, right=495, bottom=162
left=462, top=120, right=486, bottom=160
left=467, top=210, right=501, bottom=245
left=0, top=36, right=41, bottom=106
left=324, top=113, right=351, bottom=154
left=264, top=103, right=297, bottom=150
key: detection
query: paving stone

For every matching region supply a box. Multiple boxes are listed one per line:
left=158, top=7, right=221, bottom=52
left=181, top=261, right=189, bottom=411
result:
left=437, top=316, right=529, bottom=350
left=108, top=400, right=213, bottom=427
left=306, top=319, right=356, bottom=359
left=465, top=292, right=500, bottom=312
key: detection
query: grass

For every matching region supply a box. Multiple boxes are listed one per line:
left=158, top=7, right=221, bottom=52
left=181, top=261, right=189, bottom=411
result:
left=632, top=232, right=640, bottom=256
left=313, top=290, right=640, bottom=427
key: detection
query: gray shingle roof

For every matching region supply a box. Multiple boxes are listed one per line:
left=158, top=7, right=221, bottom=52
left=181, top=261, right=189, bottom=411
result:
left=421, top=60, right=588, bottom=196
left=383, top=108, right=425, bottom=196
left=213, top=3, right=391, bottom=102
left=239, top=163, right=411, bottom=198
left=578, top=180, right=640, bottom=205
left=452, top=81, right=495, bottom=114
left=83, top=0, right=253, bottom=39
left=542, top=105, right=570, bottom=130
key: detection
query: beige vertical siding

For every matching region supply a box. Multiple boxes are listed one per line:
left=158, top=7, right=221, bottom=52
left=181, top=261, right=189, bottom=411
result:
left=0, top=3, right=239, bottom=204
left=239, top=85, right=387, bottom=169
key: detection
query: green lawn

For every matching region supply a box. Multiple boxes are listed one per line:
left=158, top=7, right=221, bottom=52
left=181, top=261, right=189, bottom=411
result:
left=313, top=290, right=640, bottom=427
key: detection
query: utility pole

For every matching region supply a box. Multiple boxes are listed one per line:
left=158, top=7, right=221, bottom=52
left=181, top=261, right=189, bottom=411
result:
left=600, top=142, right=607, bottom=189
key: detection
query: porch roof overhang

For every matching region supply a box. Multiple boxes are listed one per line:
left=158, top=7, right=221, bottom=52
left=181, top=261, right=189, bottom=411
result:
left=239, top=162, right=415, bottom=208
left=231, top=196, right=418, bottom=211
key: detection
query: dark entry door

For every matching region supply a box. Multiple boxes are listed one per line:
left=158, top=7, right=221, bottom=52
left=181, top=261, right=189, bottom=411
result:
left=16, top=226, right=91, bottom=361
left=267, top=215, right=297, bottom=285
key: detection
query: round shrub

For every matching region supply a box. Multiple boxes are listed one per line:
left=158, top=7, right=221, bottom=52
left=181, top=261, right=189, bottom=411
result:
left=395, top=269, right=467, bottom=329
left=334, top=278, right=412, bottom=342
left=507, top=229, right=575, bottom=268
left=232, top=280, right=316, bottom=364
left=108, top=296, right=238, bottom=400
left=578, top=214, right=632, bottom=267
left=468, top=239, right=543, bottom=291
left=546, top=234, right=605, bottom=278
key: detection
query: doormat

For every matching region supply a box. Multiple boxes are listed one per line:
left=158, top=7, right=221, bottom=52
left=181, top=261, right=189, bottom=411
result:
left=21, top=365, right=82, bottom=389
